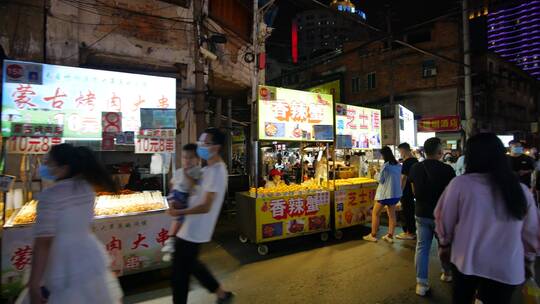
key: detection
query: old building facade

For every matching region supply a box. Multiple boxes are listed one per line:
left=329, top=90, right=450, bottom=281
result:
left=0, top=0, right=253, bottom=145
left=269, top=16, right=539, bottom=139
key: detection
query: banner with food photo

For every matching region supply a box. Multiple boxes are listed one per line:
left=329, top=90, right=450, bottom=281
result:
left=255, top=191, right=331, bottom=242
left=258, top=85, right=334, bottom=142
left=335, top=103, right=382, bottom=149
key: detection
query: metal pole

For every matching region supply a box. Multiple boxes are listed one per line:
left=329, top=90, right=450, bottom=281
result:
left=250, top=0, right=259, bottom=188
left=193, top=0, right=206, bottom=136
left=227, top=98, right=233, bottom=170
left=462, top=0, right=474, bottom=138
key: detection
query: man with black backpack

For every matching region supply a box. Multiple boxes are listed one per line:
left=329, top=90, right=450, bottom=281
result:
left=409, top=137, right=455, bottom=296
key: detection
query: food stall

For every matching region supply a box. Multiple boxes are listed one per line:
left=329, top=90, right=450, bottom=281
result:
left=236, top=85, right=334, bottom=255
left=331, top=104, right=380, bottom=239
left=1, top=60, right=177, bottom=297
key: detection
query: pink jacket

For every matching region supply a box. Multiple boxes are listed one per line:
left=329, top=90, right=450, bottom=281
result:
left=435, top=173, right=539, bottom=285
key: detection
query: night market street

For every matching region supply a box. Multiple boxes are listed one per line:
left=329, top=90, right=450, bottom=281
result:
left=122, top=220, right=536, bottom=304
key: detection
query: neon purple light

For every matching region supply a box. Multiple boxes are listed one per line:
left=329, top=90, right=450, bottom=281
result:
left=488, top=0, right=540, bottom=79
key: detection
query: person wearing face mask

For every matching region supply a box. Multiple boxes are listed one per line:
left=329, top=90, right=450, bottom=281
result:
left=29, top=144, right=122, bottom=304
left=508, top=140, right=535, bottom=189
left=168, top=128, right=233, bottom=304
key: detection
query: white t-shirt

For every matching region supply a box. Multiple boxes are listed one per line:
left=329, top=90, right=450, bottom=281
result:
left=177, top=161, right=228, bottom=243
left=170, top=166, right=202, bottom=193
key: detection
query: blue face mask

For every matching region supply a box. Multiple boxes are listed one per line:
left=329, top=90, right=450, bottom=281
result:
left=511, top=146, right=524, bottom=155
left=197, top=146, right=214, bottom=161
left=39, top=165, right=56, bottom=181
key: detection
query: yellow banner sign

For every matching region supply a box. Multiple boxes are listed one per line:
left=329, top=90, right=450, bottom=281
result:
left=255, top=191, right=331, bottom=242
left=334, top=186, right=376, bottom=229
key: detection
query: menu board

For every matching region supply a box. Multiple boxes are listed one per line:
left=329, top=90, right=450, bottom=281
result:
left=1, top=60, right=176, bottom=139
left=335, top=103, right=381, bottom=149
left=258, top=85, right=334, bottom=142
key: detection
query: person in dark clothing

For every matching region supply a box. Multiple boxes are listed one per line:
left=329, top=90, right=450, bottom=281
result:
left=508, top=140, right=535, bottom=189
left=409, top=137, right=455, bottom=296
left=396, top=142, right=418, bottom=240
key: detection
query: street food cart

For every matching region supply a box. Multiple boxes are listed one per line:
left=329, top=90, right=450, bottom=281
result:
left=0, top=60, right=177, bottom=298
left=330, top=104, right=381, bottom=239
left=236, top=85, right=334, bottom=255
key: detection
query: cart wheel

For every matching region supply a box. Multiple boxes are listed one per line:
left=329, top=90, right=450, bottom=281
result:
left=320, top=232, right=329, bottom=242
left=334, top=230, right=344, bottom=240
left=238, top=235, right=249, bottom=244
left=257, top=244, right=269, bottom=256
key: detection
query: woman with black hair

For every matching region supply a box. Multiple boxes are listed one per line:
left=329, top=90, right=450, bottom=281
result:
left=28, top=144, right=122, bottom=304
left=363, top=146, right=402, bottom=243
left=435, top=133, right=539, bottom=304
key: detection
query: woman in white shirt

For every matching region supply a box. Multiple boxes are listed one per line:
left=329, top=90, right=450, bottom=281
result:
left=29, top=144, right=122, bottom=303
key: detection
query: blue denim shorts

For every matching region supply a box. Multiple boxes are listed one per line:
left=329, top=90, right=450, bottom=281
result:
left=168, top=190, right=189, bottom=223
left=379, top=198, right=400, bottom=206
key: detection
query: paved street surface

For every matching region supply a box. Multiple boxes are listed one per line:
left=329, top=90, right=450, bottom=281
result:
left=122, top=219, right=530, bottom=304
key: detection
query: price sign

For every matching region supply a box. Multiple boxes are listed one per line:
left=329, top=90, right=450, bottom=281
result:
left=101, top=132, right=115, bottom=151
left=7, top=136, right=62, bottom=154
left=102, top=112, right=122, bottom=133
left=12, top=123, right=63, bottom=137
left=135, top=129, right=175, bottom=154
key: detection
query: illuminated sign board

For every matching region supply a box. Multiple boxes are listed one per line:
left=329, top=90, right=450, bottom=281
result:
left=2, top=60, right=176, bottom=139
left=258, top=85, right=334, bottom=142
left=335, top=103, right=381, bottom=149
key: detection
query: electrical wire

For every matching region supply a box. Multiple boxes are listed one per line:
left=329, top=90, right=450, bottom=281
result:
left=48, top=13, right=192, bottom=32
left=59, top=23, right=121, bottom=61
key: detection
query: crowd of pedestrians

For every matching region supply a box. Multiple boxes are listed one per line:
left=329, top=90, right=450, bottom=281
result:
left=24, top=128, right=538, bottom=304
left=367, top=133, right=539, bottom=303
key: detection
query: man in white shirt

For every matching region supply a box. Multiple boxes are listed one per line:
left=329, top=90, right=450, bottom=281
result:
left=168, top=128, right=232, bottom=304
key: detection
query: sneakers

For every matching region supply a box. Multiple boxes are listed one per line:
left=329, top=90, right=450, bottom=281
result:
left=382, top=234, right=394, bottom=244
left=416, top=283, right=431, bottom=296
left=363, top=234, right=378, bottom=242
left=396, top=232, right=416, bottom=240
left=216, top=292, right=234, bottom=304
left=161, top=238, right=175, bottom=253
left=440, top=272, right=453, bottom=283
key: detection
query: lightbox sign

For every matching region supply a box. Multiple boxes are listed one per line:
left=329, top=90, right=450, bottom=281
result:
left=258, top=85, right=334, bottom=142
left=1, top=60, right=176, bottom=139
left=307, top=79, right=341, bottom=103
left=397, top=104, right=415, bottom=146
left=335, top=103, right=381, bottom=149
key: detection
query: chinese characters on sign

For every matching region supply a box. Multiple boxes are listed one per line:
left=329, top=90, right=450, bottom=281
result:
left=2, top=60, right=176, bottom=139
left=257, top=192, right=330, bottom=241
left=418, top=115, right=461, bottom=132
left=1, top=213, right=172, bottom=298
left=135, top=129, right=175, bottom=154
left=11, top=123, right=63, bottom=137
left=335, top=103, right=382, bottom=149
left=258, top=85, right=334, bottom=142
left=7, top=136, right=62, bottom=154
left=334, top=186, right=376, bottom=229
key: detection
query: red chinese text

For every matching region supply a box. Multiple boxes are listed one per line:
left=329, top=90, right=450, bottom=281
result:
left=131, top=233, right=149, bottom=250
left=11, top=245, right=32, bottom=271
left=43, top=87, right=67, bottom=109
left=12, top=84, right=37, bottom=109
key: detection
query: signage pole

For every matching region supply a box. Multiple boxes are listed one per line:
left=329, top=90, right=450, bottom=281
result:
left=462, top=0, right=474, bottom=138
left=251, top=0, right=259, bottom=188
